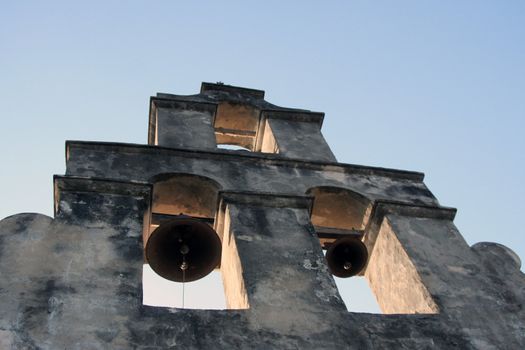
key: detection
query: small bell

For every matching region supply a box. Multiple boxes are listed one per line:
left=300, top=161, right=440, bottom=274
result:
left=326, top=236, right=368, bottom=278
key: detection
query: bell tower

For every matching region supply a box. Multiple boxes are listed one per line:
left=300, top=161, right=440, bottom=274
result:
left=0, top=82, right=523, bottom=349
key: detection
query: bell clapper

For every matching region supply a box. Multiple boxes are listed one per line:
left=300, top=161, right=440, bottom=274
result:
left=180, top=243, right=189, bottom=308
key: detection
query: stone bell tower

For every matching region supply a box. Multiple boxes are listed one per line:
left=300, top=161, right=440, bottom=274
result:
left=0, top=82, right=523, bottom=349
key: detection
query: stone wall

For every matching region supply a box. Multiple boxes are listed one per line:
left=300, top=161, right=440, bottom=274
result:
left=0, top=83, right=523, bottom=349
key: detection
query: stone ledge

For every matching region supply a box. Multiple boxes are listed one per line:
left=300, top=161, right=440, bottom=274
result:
left=150, top=97, right=218, bottom=112
left=53, top=175, right=152, bottom=216
left=262, top=110, right=325, bottom=128
left=371, top=200, right=457, bottom=222
left=201, top=82, right=265, bottom=99
left=65, top=140, right=426, bottom=181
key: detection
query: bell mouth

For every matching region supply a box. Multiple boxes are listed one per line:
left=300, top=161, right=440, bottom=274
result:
left=326, top=236, right=368, bottom=278
left=145, top=218, right=221, bottom=282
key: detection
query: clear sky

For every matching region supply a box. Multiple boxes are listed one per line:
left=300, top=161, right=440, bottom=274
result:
left=1, top=1, right=524, bottom=311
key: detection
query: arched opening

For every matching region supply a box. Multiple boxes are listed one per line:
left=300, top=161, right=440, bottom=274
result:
left=214, top=102, right=259, bottom=151
left=143, top=173, right=226, bottom=309
left=307, top=186, right=380, bottom=313
left=213, top=102, right=280, bottom=154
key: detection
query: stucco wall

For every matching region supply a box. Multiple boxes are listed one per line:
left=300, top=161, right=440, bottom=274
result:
left=1, top=83, right=523, bottom=349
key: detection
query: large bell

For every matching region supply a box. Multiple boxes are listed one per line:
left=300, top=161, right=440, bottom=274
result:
left=145, top=217, right=221, bottom=282
left=326, top=236, right=368, bottom=278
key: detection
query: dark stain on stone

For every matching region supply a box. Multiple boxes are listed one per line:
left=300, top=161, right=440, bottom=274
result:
left=500, top=290, right=521, bottom=311
left=241, top=208, right=272, bottom=237
left=95, top=327, right=120, bottom=343
left=53, top=242, right=67, bottom=253
left=389, top=184, right=433, bottom=199
left=12, top=309, right=41, bottom=350
left=109, top=234, right=143, bottom=261
left=12, top=214, right=35, bottom=234
left=116, top=280, right=142, bottom=302
left=35, top=280, right=77, bottom=301
left=416, top=319, right=471, bottom=348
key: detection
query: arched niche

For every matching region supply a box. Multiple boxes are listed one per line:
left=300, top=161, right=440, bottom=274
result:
left=307, top=186, right=372, bottom=231
left=144, top=174, right=226, bottom=310
left=307, top=186, right=381, bottom=313
left=214, top=102, right=260, bottom=151
left=150, top=173, right=222, bottom=219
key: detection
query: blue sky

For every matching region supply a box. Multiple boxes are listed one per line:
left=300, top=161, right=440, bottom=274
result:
left=1, top=2, right=523, bottom=310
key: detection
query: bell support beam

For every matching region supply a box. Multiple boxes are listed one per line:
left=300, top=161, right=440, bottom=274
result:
left=150, top=212, right=214, bottom=226
left=315, top=226, right=364, bottom=249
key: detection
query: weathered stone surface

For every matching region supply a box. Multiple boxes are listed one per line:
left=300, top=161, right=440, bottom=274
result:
left=266, top=118, right=336, bottom=162
left=0, top=211, right=475, bottom=349
left=155, top=101, right=217, bottom=150
left=65, top=141, right=436, bottom=207
left=1, top=82, right=523, bottom=349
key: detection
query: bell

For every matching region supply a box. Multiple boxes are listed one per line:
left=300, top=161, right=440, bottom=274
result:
left=326, top=236, right=368, bottom=278
left=145, top=217, right=221, bottom=282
